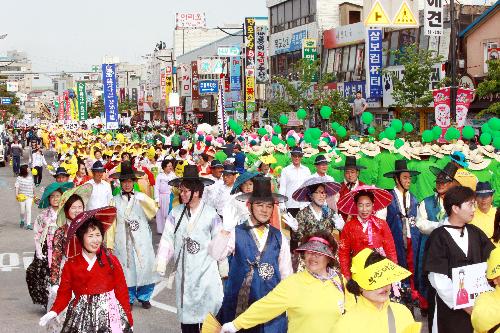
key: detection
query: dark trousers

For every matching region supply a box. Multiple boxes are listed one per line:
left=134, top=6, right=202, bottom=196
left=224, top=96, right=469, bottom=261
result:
left=33, top=166, right=42, bottom=185
left=181, top=323, right=202, bottom=333
left=12, top=155, right=20, bottom=175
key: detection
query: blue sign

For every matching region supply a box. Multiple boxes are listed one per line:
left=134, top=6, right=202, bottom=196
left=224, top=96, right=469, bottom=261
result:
left=1, top=97, right=12, bottom=105
left=198, top=80, right=219, bottom=94
left=273, top=29, right=307, bottom=55
left=230, top=58, right=241, bottom=92
left=342, top=81, right=379, bottom=103
left=366, top=28, right=383, bottom=98
left=102, top=64, right=119, bottom=130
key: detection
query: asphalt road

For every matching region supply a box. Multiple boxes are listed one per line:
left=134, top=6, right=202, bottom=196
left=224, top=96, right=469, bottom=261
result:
left=0, top=149, right=180, bottom=332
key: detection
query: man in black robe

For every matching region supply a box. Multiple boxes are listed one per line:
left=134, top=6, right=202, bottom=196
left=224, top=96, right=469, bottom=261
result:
left=424, top=186, right=494, bottom=333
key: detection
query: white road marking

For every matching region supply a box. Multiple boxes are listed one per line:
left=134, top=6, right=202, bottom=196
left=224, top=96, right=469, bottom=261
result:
left=150, top=278, right=177, bottom=313
left=0, top=253, right=20, bottom=272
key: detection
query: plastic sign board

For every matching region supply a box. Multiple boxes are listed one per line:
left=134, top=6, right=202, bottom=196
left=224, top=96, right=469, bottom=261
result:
left=198, top=80, right=219, bottom=94
left=365, top=1, right=391, bottom=26
left=364, top=0, right=418, bottom=27
left=393, top=1, right=417, bottom=26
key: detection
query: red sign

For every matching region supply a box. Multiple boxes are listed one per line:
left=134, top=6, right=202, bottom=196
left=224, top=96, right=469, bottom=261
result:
left=191, top=61, right=200, bottom=101
left=433, top=87, right=451, bottom=141
left=456, top=88, right=474, bottom=128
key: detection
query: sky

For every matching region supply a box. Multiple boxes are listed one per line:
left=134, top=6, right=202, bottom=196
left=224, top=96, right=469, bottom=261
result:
left=0, top=0, right=267, bottom=87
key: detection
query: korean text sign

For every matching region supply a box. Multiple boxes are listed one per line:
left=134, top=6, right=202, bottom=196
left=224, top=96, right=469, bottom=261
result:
left=366, top=28, right=383, bottom=98
left=102, top=64, right=119, bottom=129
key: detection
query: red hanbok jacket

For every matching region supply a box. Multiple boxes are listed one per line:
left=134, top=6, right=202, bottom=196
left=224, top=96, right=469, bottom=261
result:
left=51, top=249, right=133, bottom=326
left=338, top=215, right=398, bottom=279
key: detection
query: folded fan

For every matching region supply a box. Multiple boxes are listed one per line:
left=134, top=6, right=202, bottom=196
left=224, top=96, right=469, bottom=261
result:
left=201, top=313, right=221, bottom=333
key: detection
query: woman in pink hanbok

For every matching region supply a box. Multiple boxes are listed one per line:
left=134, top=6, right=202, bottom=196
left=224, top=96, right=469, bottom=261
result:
left=154, top=159, right=176, bottom=234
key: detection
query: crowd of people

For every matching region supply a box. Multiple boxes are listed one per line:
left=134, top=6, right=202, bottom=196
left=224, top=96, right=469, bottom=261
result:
left=3, top=120, right=499, bottom=333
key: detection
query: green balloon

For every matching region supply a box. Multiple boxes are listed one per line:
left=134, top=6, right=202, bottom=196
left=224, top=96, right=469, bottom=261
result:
left=234, top=126, right=243, bottom=135
left=394, top=138, right=405, bottom=149
left=488, top=117, right=500, bottom=131
left=336, top=126, right=347, bottom=138
left=214, top=151, right=228, bottom=163
left=271, top=135, right=280, bottom=145
left=287, top=137, right=296, bottom=148
left=493, top=136, right=500, bottom=149
left=482, top=123, right=491, bottom=134
left=228, top=119, right=237, bottom=129
left=445, top=127, right=460, bottom=142
left=308, top=127, right=322, bottom=140
left=279, top=115, right=289, bottom=125
left=432, top=126, right=442, bottom=140
left=319, top=106, right=332, bottom=119
left=361, top=112, right=374, bottom=125
left=391, top=119, right=403, bottom=133
left=273, top=125, right=282, bottom=134
left=257, top=128, right=267, bottom=136
left=422, top=130, right=434, bottom=143
left=461, top=126, right=475, bottom=140
left=368, top=126, right=376, bottom=134
left=480, top=132, right=492, bottom=146
left=378, top=131, right=386, bottom=140
left=403, top=122, right=414, bottom=133
left=385, top=127, right=397, bottom=140
left=296, top=108, right=307, bottom=120
left=331, top=122, right=340, bottom=130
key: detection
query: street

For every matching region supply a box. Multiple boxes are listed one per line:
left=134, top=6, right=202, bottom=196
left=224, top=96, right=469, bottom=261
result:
left=0, top=150, right=180, bottom=332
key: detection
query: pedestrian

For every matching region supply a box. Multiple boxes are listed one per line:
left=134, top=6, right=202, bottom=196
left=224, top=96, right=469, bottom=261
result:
left=26, top=182, right=73, bottom=308
left=107, top=161, right=159, bottom=309
left=233, top=144, right=246, bottom=174
left=222, top=171, right=260, bottom=227
left=335, top=156, right=367, bottom=222
left=471, top=247, right=500, bottom=333
left=337, top=185, right=398, bottom=279
left=211, top=176, right=292, bottom=333
left=424, top=186, right=495, bottom=333
left=39, top=207, right=133, bottom=333
left=11, top=136, right=23, bottom=176
left=470, top=181, right=496, bottom=239
left=15, top=164, right=35, bottom=229
left=493, top=209, right=500, bottom=247
left=154, top=158, right=176, bottom=234
left=86, top=160, right=113, bottom=210
left=53, top=166, right=70, bottom=183
left=219, top=231, right=354, bottom=333
left=332, top=248, right=419, bottom=333
left=156, top=165, right=223, bottom=333
left=30, top=142, right=47, bottom=187
left=73, top=162, right=91, bottom=187
left=213, top=164, right=239, bottom=215
left=352, top=91, right=367, bottom=134
left=204, top=159, right=225, bottom=208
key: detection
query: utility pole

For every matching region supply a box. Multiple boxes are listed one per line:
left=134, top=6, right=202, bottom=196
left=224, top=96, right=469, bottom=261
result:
left=449, top=0, right=457, bottom=121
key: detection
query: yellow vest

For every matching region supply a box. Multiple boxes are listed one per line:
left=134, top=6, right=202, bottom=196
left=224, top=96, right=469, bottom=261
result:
left=470, top=207, right=496, bottom=238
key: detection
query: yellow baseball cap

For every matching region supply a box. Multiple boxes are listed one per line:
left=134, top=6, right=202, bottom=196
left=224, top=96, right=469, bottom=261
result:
left=351, top=248, right=411, bottom=291
left=487, top=247, right=500, bottom=280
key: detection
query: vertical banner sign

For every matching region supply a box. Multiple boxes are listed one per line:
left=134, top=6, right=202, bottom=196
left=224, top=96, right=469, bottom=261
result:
left=217, top=79, right=228, bottom=136
left=455, top=88, right=474, bottom=128
left=230, top=58, right=241, bottom=92
left=255, top=26, right=269, bottom=83
left=63, top=91, right=71, bottom=121
left=160, top=69, right=167, bottom=101
left=76, top=82, right=88, bottom=120
left=165, top=76, right=173, bottom=107
left=424, top=0, right=443, bottom=36
left=366, top=28, right=383, bottom=98
left=433, top=87, right=451, bottom=141
left=102, top=64, right=119, bottom=130
left=302, top=38, right=318, bottom=82
left=191, top=61, right=200, bottom=101
left=58, top=96, right=64, bottom=121
left=179, top=64, right=192, bottom=97
left=245, top=17, right=256, bottom=106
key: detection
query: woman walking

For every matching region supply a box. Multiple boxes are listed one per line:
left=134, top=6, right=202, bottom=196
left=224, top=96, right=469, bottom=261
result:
left=15, top=164, right=35, bottom=230
left=39, top=207, right=133, bottom=332
left=154, top=159, right=176, bottom=234
left=30, top=142, right=47, bottom=187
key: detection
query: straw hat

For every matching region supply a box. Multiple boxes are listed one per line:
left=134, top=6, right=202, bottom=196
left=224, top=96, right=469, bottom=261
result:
left=360, top=142, right=381, bottom=157
left=398, top=143, right=420, bottom=160
left=478, top=145, right=499, bottom=161
left=467, top=151, right=491, bottom=171
left=430, top=144, right=444, bottom=158
left=413, top=144, right=434, bottom=157
left=376, top=138, right=395, bottom=151
left=276, top=143, right=288, bottom=154
left=303, top=147, right=319, bottom=158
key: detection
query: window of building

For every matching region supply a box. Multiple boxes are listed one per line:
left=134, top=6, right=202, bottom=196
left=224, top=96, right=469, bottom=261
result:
left=341, top=46, right=349, bottom=72
left=389, top=31, right=400, bottom=66
left=293, top=0, right=301, bottom=21
left=348, top=45, right=357, bottom=72
left=348, top=10, right=361, bottom=24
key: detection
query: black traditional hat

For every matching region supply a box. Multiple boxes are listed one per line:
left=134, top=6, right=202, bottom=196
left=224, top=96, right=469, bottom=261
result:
left=109, top=161, right=145, bottom=180
left=384, top=159, right=421, bottom=178
left=222, top=164, right=238, bottom=174
left=168, top=165, right=215, bottom=187
left=210, top=159, right=224, bottom=169
left=91, top=160, right=105, bottom=172
left=476, top=181, right=495, bottom=197
left=335, top=156, right=366, bottom=170
left=236, top=176, right=287, bottom=203
left=290, top=146, right=304, bottom=156
left=53, top=166, right=70, bottom=178
left=430, top=162, right=459, bottom=183
left=314, top=154, right=329, bottom=165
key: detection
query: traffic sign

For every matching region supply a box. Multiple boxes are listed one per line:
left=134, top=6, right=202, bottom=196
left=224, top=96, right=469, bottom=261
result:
left=198, top=80, right=219, bottom=94
left=0, top=97, right=12, bottom=105
left=393, top=1, right=417, bottom=26
left=365, top=1, right=391, bottom=26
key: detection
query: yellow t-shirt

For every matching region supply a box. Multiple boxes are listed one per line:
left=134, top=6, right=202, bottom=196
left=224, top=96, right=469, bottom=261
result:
left=470, top=207, right=497, bottom=238
left=471, top=286, right=500, bottom=333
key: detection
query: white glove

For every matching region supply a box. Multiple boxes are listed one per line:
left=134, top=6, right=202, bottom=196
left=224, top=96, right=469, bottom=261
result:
left=39, top=311, right=57, bottom=326
left=332, top=213, right=345, bottom=231
left=220, top=322, right=238, bottom=333
left=222, top=205, right=238, bottom=231
left=134, top=192, right=146, bottom=201
left=283, top=213, right=298, bottom=232
left=51, top=284, right=59, bottom=294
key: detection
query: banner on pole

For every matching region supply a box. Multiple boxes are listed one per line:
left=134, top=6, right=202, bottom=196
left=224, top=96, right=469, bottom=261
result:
left=102, top=64, right=119, bottom=130
left=76, top=82, right=88, bottom=120
left=255, top=26, right=269, bottom=83
left=366, top=28, right=383, bottom=98
left=217, top=80, right=228, bottom=137
left=433, top=87, right=451, bottom=128
left=456, top=88, right=474, bottom=128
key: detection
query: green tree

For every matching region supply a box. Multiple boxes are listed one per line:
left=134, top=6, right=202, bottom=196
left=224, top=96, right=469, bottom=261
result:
left=0, top=80, right=20, bottom=120
left=87, top=95, right=104, bottom=118
left=385, top=43, right=444, bottom=122
left=476, top=59, right=500, bottom=117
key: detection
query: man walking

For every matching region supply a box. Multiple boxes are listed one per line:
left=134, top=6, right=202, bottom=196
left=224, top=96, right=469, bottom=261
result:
left=11, top=136, right=23, bottom=176
left=352, top=91, right=367, bottom=134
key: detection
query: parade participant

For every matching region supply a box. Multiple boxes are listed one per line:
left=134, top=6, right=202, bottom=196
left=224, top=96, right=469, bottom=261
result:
left=107, top=161, right=159, bottom=309
left=493, top=209, right=500, bottom=247
left=311, top=154, right=334, bottom=180
left=416, top=162, right=460, bottom=235
left=335, top=156, right=366, bottom=222
left=333, top=248, right=419, bottom=333
left=212, top=176, right=291, bottom=333
left=30, top=142, right=47, bottom=187
left=73, top=161, right=91, bottom=187
left=39, top=207, right=133, bottom=333
left=337, top=185, right=397, bottom=279
left=214, top=164, right=239, bottom=215
left=26, top=182, right=73, bottom=308
left=222, top=171, right=260, bottom=228
left=204, top=159, right=225, bottom=208
left=291, top=177, right=343, bottom=252
left=197, top=153, right=211, bottom=176
left=11, top=136, right=23, bottom=175
left=86, top=160, right=113, bottom=210
left=384, top=159, right=426, bottom=310
left=156, top=165, right=223, bottom=333
left=15, top=164, right=35, bottom=229
left=471, top=247, right=500, bottom=333
left=53, top=166, right=70, bottom=183
left=279, top=147, right=311, bottom=219
left=408, top=145, right=438, bottom=202
left=154, top=159, right=176, bottom=234
left=424, top=186, right=495, bottom=333
left=470, top=181, right=496, bottom=239
left=233, top=144, right=246, bottom=174
left=219, top=231, right=353, bottom=333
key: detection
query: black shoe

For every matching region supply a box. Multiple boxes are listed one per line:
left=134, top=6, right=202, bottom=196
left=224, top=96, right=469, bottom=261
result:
left=139, top=300, right=152, bottom=309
